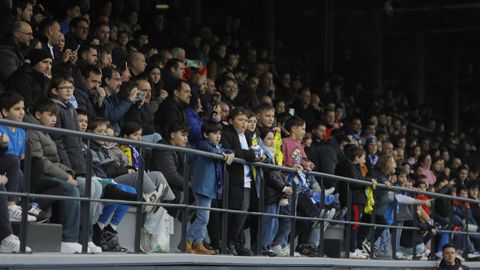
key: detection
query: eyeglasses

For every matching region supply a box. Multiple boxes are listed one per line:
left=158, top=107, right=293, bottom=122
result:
left=57, top=86, right=75, bottom=92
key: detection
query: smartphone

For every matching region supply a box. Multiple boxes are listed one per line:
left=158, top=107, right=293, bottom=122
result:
left=185, top=59, right=200, bottom=68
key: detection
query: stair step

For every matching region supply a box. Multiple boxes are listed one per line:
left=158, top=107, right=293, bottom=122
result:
left=11, top=222, right=63, bottom=252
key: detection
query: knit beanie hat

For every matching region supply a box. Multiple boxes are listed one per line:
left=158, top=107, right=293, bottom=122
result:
left=26, top=49, right=52, bottom=67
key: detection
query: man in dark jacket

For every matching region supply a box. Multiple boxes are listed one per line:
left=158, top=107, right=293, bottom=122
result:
left=155, top=79, right=191, bottom=137
left=36, top=18, right=63, bottom=66
left=73, top=64, right=105, bottom=120
left=436, top=243, right=470, bottom=270
left=6, top=48, right=51, bottom=111
left=0, top=20, right=31, bottom=92
left=64, top=17, right=89, bottom=51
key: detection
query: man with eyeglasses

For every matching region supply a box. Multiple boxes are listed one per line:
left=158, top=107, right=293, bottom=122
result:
left=0, top=20, right=32, bottom=92
left=65, top=17, right=89, bottom=51
left=5, top=49, right=52, bottom=111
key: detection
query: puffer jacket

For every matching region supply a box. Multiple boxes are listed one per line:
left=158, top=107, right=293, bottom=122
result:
left=26, top=116, right=74, bottom=180
left=50, top=98, right=86, bottom=176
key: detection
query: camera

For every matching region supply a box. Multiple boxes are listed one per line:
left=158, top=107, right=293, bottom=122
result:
left=137, top=91, right=145, bottom=101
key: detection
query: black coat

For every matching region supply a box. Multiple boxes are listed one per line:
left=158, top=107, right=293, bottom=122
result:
left=150, top=141, right=187, bottom=202
left=263, top=169, right=288, bottom=204
left=155, top=97, right=186, bottom=137
left=334, top=158, right=370, bottom=207
left=124, top=103, right=155, bottom=135
left=74, top=86, right=99, bottom=120
left=220, top=126, right=256, bottom=209
left=6, top=64, right=50, bottom=110
left=307, top=135, right=340, bottom=188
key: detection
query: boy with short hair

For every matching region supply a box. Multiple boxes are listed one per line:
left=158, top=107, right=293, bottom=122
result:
left=186, top=120, right=234, bottom=254
left=220, top=106, right=258, bottom=256
left=49, top=74, right=103, bottom=253
left=0, top=92, right=36, bottom=222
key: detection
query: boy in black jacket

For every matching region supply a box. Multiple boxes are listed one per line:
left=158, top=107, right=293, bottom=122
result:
left=220, top=106, right=257, bottom=256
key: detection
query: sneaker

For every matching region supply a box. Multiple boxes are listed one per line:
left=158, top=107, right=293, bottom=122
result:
left=8, top=205, right=36, bottom=222
left=192, top=241, right=216, bottom=255
left=88, top=241, right=102, bottom=253
left=0, top=234, right=31, bottom=253
left=262, top=249, right=278, bottom=257
left=350, top=249, right=368, bottom=259
left=362, top=239, right=371, bottom=254
left=235, top=244, right=253, bottom=256
left=456, top=252, right=465, bottom=262
left=395, top=251, right=407, bottom=260
left=27, top=205, right=50, bottom=223
left=467, top=251, right=480, bottom=259
left=61, top=242, right=82, bottom=253
left=312, top=209, right=326, bottom=228
left=272, top=244, right=288, bottom=257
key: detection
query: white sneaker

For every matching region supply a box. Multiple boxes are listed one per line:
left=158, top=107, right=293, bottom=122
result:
left=0, top=234, right=31, bottom=253
left=467, top=251, right=480, bottom=259
left=8, top=205, right=36, bottom=222
left=272, top=244, right=287, bottom=256
left=88, top=241, right=102, bottom=253
left=350, top=249, right=368, bottom=259
left=61, top=242, right=82, bottom=253
left=395, top=251, right=407, bottom=260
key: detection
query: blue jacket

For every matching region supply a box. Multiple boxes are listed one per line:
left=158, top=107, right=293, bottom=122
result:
left=103, top=93, right=132, bottom=133
left=185, top=107, right=203, bottom=146
left=190, top=139, right=224, bottom=199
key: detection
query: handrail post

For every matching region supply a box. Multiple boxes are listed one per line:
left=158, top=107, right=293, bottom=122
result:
left=81, top=141, right=93, bottom=253
left=370, top=209, right=375, bottom=258
left=221, top=163, right=229, bottom=254
left=319, top=176, right=325, bottom=257
left=463, top=200, right=469, bottom=259
left=180, top=152, right=189, bottom=253
left=134, top=146, right=144, bottom=253
left=392, top=195, right=398, bottom=259
left=20, top=140, right=32, bottom=253
left=289, top=180, right=297, bottom=257
left=429, top=199, right=436, bottom=260
left=345, top=182, right=352, bottom=258
left=411, top=193, right=418, bottom=260
left=257, top=167, right=264, bottom=256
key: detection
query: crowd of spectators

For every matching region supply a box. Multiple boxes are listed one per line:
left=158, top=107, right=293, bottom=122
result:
left=0, top=0, right=478, bottom=263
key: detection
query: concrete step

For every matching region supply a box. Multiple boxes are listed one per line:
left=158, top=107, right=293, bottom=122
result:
left=11, top=222, right=62, bottom=252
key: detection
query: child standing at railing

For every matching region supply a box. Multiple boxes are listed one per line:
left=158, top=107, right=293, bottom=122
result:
left=186, top=120, right=234, bottom=254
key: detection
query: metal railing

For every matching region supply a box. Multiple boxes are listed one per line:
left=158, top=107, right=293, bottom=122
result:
left=0, top=118, right=478, bottom=260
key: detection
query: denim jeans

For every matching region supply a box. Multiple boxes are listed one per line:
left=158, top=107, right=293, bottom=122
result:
left=273, top=197, right=292, bottom=247
left=261, top=203, right=279, bottom=251
left=43, top=176, right=81, bottom=242
left=77, top=177, right=103, bottom=241
left=395, top=221, right=404, bottom=252
left=186, top=193, right=212, bottom=245
left=98, top=183, right=136, bottom=226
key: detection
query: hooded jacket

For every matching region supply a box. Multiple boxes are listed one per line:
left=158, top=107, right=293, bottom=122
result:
left=0, top=38, right=25, bottom=92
